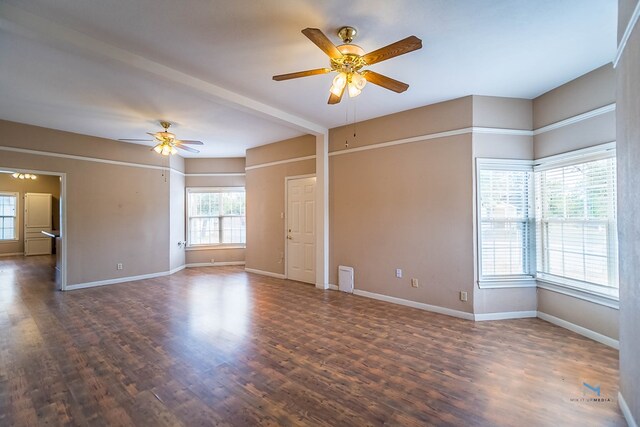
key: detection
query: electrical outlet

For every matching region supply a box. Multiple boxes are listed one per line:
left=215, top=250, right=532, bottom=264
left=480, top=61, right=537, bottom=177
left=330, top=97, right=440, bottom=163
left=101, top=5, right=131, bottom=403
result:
left=460, top=291, right=468, bottom=301
left=395, top=269, right=402, bottom=278
left=411, top=278, right=419, bottom=288
left=117, top=263, right=123, bottom=270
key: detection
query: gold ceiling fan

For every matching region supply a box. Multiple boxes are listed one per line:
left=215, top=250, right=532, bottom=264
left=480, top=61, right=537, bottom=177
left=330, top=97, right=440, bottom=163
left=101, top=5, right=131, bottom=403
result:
left=119, top=121, right=203, bottom=155
left=273, top=26, right=422, bottom=104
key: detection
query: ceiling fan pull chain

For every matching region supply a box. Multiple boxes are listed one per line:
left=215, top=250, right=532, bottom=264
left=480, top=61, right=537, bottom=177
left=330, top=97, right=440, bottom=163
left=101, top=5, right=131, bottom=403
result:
left=345, top=103, right=349, bottom=148
left=353, top=100, right=357, bottom=140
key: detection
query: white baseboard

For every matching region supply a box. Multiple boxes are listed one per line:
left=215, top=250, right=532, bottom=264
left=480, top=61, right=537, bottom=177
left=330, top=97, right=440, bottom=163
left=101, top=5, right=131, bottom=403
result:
left=352, top=289, right=475, bottom=320
left=66, top=268, right=178, bottom=291
left=474, top=310, right=538, bottom=321
left=536, top=311, right=619, bottom=349
left=186, top=261, right=245, bottom=268
left=619, top=392, right=638, bottom=427
left=244, top=267, right=286, bottom=279
left=168, top=265, right=186, bottom=275
left=328, top=284, right=339, bottom=291
left=0, top=252, right=24, bottom=257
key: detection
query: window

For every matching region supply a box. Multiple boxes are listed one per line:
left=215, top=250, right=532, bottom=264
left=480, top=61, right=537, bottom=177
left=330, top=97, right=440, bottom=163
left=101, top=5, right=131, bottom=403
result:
left=477, top=160, right=533, bottom=283
left=187, top=188, right=246, bottom=246
left=535, top=146, right=618, bottom=297
left=0, top=192, right=18, bottom=241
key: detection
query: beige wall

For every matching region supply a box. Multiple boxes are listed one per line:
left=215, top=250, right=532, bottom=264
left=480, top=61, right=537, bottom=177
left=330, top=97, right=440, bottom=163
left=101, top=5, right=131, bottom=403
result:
left=245, top=135, right=316, bottom=274
left=330, top=134, right=475, bottom=312
left=0, top=119, right=171, bottom=285
left=471, top=96, right=536, bottom=314
left=533, top=64, right=616, bottom=158
left=472, top=95, right=533, bottom=129
left=0, top=173, right=61, bottom=255
left=537, top=288, right=619, bottom=339
left=328, top=97, right=476, bottom=313
left=616, top=0, right=640, bottom=421
left=532, top=65, right=619, bottom=340
left=169, top=155, right=186, bottom=271
left=533, top=64, right=615, bottom=129
left=184, top=157, right=246, bottom=265
left=329, top=96, right=472, bottom=153
left=246, top=135, right=315, bottom=167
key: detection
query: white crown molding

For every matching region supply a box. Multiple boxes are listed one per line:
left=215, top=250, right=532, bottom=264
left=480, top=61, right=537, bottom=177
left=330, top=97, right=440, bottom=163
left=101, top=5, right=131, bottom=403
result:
left=0, top=144, right=185, bottom=174
left=245, top=155, right=316, bottom=171
left=472, top=127, right=533, bottom=136
left=532, top=104, right=616, bottom=135
left=185, top=172, right=246, bottom=177
left=352, top=289, right=475, bottom=320
left=66, top=265, right=186, bottom=291
left=244, top=267, right=286, bottom=279
left=327, top=104, right=616, bottom=158
left=474, top=311, right=537, bottom=321
left=0, top=3, right=326, bottom=135
left=619, top=392, right=639, bottom=427
left=614, top=0, right=640, bottom=68
left=537, top=311, right=619, bottom=349
left=329, top=128, right=474, bottom=157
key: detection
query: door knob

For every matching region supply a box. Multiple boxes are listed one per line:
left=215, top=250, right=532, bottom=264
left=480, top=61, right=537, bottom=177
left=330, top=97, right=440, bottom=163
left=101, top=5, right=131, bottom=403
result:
left=287, top=235, right=292, bottom=240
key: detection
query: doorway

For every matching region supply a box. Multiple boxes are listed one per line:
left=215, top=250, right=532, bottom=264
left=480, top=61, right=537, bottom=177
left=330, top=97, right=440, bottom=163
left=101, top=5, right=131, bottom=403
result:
left=0, top=168, right=66, bottom=290
left=285, top=175, right=316, bottom=284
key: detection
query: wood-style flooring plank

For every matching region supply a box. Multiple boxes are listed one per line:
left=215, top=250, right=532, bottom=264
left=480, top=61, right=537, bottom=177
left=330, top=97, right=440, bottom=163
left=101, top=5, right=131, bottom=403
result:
left=0, top=255, right=625, bottom=426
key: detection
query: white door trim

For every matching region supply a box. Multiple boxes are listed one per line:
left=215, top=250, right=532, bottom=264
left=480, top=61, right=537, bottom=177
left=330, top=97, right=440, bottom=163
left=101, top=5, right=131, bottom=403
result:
left=284, top=174, right=316, bottom=281
left=0, top=167, right=67, bottom=291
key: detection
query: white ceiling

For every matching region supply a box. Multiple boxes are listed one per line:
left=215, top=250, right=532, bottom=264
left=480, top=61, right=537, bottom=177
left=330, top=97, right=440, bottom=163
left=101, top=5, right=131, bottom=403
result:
left=0, top=0, right=617, bottom=157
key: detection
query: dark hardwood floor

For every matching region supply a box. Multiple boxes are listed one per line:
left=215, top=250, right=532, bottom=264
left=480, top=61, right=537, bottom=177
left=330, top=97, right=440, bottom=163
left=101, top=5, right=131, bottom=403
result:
left=0, top=255, right=625, bottom=426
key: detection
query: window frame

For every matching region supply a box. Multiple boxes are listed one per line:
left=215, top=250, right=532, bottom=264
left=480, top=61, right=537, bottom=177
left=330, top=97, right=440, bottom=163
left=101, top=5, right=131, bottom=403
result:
left=185, top=187, right=246, bottom=249
left=533, top=142, right=618, bottom=303
left=0, top=191, right=19, bottom=242
left=476, top=159, right=535, bottom=288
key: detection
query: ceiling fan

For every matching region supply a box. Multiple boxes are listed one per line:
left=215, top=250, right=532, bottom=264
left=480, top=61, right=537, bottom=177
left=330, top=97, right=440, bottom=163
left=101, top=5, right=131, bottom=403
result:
left=273, top=26, right=422, bottom=104
left=119, top=121, right=204, bottom=155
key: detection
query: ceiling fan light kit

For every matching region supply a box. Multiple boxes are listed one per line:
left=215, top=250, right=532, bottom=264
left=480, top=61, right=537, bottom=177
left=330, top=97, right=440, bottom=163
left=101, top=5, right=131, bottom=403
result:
left=118, top=120, right=204, bottom=156
left=12, top=173, right=37, bottom=180
left=273, top=26, right=422, bottom=104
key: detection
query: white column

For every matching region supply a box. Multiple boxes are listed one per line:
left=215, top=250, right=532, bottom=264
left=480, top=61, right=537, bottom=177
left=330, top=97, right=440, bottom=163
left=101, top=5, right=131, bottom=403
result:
left=315, top=133, right=329, bottom=289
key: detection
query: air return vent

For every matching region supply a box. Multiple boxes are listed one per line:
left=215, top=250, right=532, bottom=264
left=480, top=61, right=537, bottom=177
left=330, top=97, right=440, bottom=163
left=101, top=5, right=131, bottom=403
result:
left=338, top=265, right=354, bottom=293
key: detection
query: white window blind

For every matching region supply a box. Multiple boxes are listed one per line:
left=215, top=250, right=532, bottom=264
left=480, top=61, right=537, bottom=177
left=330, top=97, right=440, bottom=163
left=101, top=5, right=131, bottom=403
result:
left=187, top=188, right=246, bottom=246
left=478, top=163, right=533, bottom=279
left=0, top=192, right=18, bottom=241
left=535, top=152, right=618, bottom=294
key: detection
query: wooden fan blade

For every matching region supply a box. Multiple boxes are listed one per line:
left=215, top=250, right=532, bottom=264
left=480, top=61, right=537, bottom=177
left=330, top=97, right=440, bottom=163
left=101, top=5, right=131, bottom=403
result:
left=118, top=138, right=153, bottom=142
left=176, top=140, right=204, bottom=145
left=361, top=36, right=422, bottom=65
left=328, top=84, right=345, bottom=105
left=302, top=28, right=343, bottom=59
left=362, top=70, right=409, bottom=93
left=273, top=68, right=331, bottom=81
left=177, top=144, right=199, bottom=154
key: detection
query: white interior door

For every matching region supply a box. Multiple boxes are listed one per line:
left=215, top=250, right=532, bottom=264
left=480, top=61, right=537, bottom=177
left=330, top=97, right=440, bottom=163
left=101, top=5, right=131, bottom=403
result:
left=24, top=193, right=52, bottom=256
left=286, top=177, right=316, bottom=284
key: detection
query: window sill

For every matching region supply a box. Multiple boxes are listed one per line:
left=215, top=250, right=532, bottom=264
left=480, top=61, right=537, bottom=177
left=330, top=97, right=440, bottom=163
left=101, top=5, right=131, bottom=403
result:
left=478, top=277, right=537, bottom=289
left=536, top=277, right=619, bottom=309
left=0, top=239, right=19, bottom=244
left=186, top=245, right=246, bottom=251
